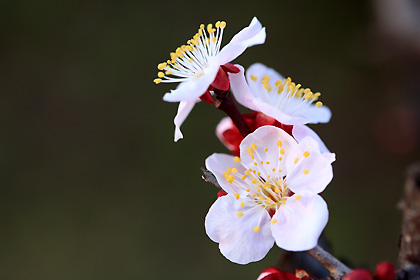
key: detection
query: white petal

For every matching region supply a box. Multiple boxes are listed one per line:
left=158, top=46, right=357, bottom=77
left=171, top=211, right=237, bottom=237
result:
left=217, top=18, right=266, bottom=64
left=239, top=126, right=298, bottom=174
left=252, top=98, right=309, bottom=125
left=246, top=63, right=285, bottom=95
left=292, top=125, right=330, bottom=153
left=163, top=63, right=219, bottom=102
left=271, top=191, right=328, bottom=251
left=229, top=65, right=259, bottom=111
left=285, top=136, right=335, bottom=194
left=173, top=100, right=197, bottom=142
left=205, top=194, right=274, bottom=264
left=205, top=153, right=248, bottom=194
left=304, top=105, right=332, bottom=124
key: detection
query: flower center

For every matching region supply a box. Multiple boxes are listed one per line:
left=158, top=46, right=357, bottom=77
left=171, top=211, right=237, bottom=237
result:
left=223, top=141, right=296, bottom=213
left=249, top=74, right=324, bottom=114
left=154, top=21, right=226, bottom=85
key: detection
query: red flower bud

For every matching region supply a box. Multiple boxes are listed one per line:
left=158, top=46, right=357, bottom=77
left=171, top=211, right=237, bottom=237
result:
left=343, top=269, right=374, bottom=280
left=375, top=262, right=395, bottom=280
left=257, top=267, right=300, bottom=280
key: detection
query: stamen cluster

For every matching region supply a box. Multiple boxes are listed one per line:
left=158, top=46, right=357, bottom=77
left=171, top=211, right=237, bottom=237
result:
left=154, top=21, right=226, bottom=85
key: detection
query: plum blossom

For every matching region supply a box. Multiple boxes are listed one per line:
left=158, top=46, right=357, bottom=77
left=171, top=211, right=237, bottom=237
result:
left=216, top=112, right=330, bottom=156
left=229, top=63, right=331, bottom=125
left=205, top=126, right=335, bottom=264
left=154, top=18, right=266, bottom=141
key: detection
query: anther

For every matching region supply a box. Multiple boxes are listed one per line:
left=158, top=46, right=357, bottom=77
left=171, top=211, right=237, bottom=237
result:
left=157, top=63, right=167, bottom=70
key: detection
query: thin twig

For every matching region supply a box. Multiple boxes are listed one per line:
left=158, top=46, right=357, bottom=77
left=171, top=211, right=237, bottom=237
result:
left=215, top=90, right=251, bottom=138
left=306, top=245, right=351, bottom=280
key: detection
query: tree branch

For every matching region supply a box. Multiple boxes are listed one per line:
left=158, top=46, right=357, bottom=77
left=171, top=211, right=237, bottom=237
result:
left=397, top=163, right=420, bottom=280
left=306, top=245, right=351, bottom=280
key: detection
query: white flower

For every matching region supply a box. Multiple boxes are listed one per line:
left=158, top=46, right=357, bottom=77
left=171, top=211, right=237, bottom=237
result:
left=154, top=18, right=266, bottom=141
left=230, top=63, right=332, bottom=125
left=205, top=126, right=335, bottom=264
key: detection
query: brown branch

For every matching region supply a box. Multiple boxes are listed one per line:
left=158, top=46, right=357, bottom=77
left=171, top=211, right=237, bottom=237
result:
left=215, top=90, right=251, bottom=138
left=397, top=163, right=420, bottom=280
left=306, top=245, right=351, bottom=280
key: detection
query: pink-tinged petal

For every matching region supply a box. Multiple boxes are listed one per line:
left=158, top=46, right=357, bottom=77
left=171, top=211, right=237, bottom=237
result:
left=205, top=194, right=274, bottom=264
left=271, top=191, right=328, bottom=251
left=229, top=65, right=259, bottom=111
left=205, top=153, right=248, bottom=194
left=240, top=126, right=298, bottom=173
left=217, top=18, right=266, bottom=64
left=286, top=136, right=335, bottom=194
left=246, top=63, right=285, bottom=95
left=252, top=98, right=309, bottom=125
left=215, top=117, right=239, bottom=153
left=174, top=100, right=197, bottom=142
left=292, top=125, right=330, bottom=153
left=163, top=62, right=219, bottom=102
left=304, top=105, right=332, bottom=124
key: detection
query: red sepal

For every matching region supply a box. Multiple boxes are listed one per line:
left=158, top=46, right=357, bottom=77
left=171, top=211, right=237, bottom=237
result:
left=221, top=63, right=240, bottom=74
left=216, top=190, right=227, bottom=198
left=210, top=67, right=230, bottom=91
left=280, top=123, right=294, bottom=136
left=199, top=90, right=215, bottom=104
left=375, top=262, right=395, bottom=280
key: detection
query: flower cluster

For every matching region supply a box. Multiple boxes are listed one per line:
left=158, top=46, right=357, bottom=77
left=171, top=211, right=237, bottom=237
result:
left=155, top=17, right=336, bottom=267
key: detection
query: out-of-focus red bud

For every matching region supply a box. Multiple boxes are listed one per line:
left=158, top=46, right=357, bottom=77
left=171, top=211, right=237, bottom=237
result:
left=216, top=190, right=227, bottom=198
left=343, top=269, right=374, bottom=280
left=257, top=267, right=302, bottom=280
left=375, top=262, right=395, bottom=280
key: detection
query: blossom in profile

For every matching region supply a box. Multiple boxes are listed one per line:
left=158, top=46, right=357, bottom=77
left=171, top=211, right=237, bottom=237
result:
left=216, top=112, right=330, bottom=156
left=229, top=63, right=331, bottom=125
left=154, top=18, right=266, bottom=141
left=205, top=126, right=335, bottom=264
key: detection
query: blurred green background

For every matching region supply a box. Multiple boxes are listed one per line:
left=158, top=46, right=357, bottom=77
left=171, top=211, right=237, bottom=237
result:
left=1, top=0, right=419, bottom=279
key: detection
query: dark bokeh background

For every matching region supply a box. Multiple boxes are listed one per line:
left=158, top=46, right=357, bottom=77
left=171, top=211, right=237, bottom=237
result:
left=1, top=1, right=419, bottom=279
